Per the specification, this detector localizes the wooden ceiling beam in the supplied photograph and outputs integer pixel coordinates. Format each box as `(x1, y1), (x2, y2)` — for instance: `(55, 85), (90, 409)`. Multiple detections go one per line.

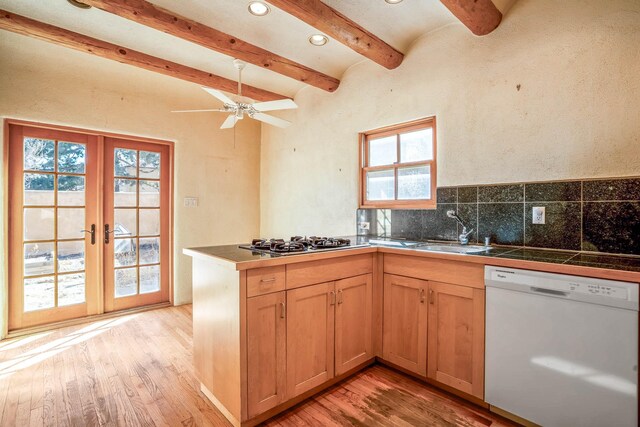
(81, 0), (340, 92)
(265, 0), (403, 70)
(0, 10), (286, 102)
(440, 0), (502, 36)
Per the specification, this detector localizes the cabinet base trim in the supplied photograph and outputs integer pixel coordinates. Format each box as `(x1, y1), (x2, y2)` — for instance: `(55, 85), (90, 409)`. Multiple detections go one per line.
(201, 383), (240, 427)
(489, 405), (541, 427)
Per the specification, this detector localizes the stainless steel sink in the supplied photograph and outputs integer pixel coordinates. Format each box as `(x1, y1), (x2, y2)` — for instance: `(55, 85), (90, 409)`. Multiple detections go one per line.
(368, 239), (422, 248)
(416, 243), (492, 254)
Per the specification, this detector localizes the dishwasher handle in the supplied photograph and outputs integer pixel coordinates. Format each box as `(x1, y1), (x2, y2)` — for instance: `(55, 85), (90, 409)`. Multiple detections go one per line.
(530, 286), (569, 297)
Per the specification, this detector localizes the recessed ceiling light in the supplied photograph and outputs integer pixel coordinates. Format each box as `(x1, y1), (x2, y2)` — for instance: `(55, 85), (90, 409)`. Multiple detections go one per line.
(385, 0), (403, 4)
(248, 2), (270, 16)
(67, 0), (92, 9)
(308, 34), (329, 46)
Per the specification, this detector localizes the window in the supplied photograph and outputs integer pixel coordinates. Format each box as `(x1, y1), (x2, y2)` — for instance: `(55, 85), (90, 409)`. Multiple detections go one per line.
(359, 117), (437, 209)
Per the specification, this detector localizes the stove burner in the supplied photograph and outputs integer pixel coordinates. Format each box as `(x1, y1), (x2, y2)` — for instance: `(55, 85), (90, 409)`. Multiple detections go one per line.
(271, 241), (306, 253)
(310, 237), (351, 249)
(251, 238), (284, 250)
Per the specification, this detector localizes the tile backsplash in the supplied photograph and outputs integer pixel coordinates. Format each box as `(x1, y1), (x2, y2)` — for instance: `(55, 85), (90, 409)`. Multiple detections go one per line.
(356, 177), (640, 256)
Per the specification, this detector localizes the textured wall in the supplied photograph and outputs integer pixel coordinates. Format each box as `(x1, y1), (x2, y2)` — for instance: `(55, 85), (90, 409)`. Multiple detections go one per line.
(260, 0), (640, 237)
(0, 33), (261, 334)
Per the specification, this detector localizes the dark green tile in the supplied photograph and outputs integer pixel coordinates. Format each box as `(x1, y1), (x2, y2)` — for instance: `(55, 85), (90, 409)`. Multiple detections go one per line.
(525, 202), (581, 250)
(390, 210), (422, 240)
(458, 186), (478, 203)
(525, 181), (581, 202)
(436, 187), (457, 204)
(478, 203), (524, 245)
(583, 202), (640, 255)
(422, 204), (457, 241)
(564, 253), (640, 272)
(478, 184), (524, 203)
(583, 178), (640, 201)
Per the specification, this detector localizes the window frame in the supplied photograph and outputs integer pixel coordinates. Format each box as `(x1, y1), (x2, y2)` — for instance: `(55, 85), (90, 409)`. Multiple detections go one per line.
(359, 117), (437, 209)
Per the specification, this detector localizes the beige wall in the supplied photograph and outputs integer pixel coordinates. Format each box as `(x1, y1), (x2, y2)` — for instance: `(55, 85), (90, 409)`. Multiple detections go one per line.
(260, 0), (640, 237)
(0, 33), (261, 335)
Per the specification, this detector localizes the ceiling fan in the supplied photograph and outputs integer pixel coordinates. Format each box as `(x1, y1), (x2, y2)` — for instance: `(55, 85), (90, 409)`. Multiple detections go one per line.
(172, 59), (297, 129)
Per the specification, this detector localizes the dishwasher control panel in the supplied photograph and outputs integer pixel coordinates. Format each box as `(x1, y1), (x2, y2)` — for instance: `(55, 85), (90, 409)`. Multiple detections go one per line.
(486, 267), (639, 310)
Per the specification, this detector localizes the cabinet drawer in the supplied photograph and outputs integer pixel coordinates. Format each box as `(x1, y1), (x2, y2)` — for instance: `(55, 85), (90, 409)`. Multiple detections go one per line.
(247, 266), (286, 297)
(384, 254), (484, 289)
(286, 254), (373, 289)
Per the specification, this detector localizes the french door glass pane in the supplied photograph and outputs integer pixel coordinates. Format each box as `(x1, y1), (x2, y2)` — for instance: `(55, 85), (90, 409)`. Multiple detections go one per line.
(115, 268), (137, 297)
(139, 209), (160, 236)
(139, 181), (160, 207)
(140, 265), (160, 294)
(367, 169), (395, 200)
(58, 142), (86, 173)
(24, 138), (55, 172)
(24, 208), (54, 240)
(114, 238), (137, 267)
(368, 135), (397, 167)
(24, 242), (55, 276)
(58, 273), (86, 306)
(114, 179), (137, 207)
(139, 237), (160, 265)
(57, 241), (85, 273)
(139, 151), (160, 179)
(24, 276), (55, 312)
(398, 166), (431, 200)
(114, 209), (137, 237)
(400, 129), (433, 162)
(115, 149), (137, 177)
(24, 173), (54, 205)
(58, 175), (85, 206)
(58, 208), (85, 239)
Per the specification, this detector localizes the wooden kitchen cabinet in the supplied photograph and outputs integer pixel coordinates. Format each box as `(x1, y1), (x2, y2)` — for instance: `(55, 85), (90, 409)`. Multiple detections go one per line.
(246, 291), (287, 418)
(382, 274), (428, 376)
(427, 281), (485, 399)
(286, 281), (335, 398)
(335, 274), (373, 375)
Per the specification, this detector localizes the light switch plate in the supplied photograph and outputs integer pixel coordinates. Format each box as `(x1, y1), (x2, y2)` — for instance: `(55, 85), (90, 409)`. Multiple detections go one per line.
(184, 197), (199, 208)
(532, 206), (545, 224)
(358, 221), (370, 230)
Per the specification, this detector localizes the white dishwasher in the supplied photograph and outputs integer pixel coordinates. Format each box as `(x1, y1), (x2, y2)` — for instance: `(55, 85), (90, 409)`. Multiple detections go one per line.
(485, 266), (639, 427)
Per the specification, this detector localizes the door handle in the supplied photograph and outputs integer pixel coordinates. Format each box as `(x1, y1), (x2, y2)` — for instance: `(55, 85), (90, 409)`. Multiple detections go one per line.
(429, 289), (435, 305)
(81, 224), (96, 245)
(329, 290), (336, 306)
(420, 288), (425, 303)
(337, 289), (343, 304)
(280, 302), (286, 319)
(104, 224), (116, 244)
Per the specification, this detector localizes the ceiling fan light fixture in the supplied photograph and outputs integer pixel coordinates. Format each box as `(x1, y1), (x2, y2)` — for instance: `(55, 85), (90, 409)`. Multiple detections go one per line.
(248, 2), (270, 16)
(308, 34), (329, 46)
(384, 0), (404, 4)
(67, 0), (92, 9)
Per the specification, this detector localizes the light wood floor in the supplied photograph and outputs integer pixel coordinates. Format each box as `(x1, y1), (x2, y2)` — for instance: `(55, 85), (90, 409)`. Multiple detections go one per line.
(0, 306), (514, 426)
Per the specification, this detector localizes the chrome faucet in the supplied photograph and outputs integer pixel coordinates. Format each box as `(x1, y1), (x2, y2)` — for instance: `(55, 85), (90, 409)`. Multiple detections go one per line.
(446, 210), (474, 245)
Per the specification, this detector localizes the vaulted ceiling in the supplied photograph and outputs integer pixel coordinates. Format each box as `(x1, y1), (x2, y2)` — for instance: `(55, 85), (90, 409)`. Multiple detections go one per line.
(0, 0), (511, 100)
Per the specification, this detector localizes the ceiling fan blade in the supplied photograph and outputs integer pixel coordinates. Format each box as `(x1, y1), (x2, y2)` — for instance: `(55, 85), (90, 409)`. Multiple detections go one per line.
(252, 112), (292, 128)
(202, 87), (237, 106)
(252, 99), (298, 112)
(220, 114), (239, 129)
(171, 109), (227, 113)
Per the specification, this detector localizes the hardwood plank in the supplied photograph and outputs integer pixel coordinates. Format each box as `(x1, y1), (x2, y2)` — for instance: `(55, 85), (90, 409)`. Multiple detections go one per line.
(266, 0), (403, 69)
(0, 10), (286, 102)
(81, 0), (340, 92)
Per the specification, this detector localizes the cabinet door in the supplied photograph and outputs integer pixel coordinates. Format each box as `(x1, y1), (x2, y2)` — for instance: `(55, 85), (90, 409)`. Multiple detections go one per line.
(427, 281), (485, 399)
(382, 274), (428, 376)
(335, 274), (373, 375)
(286, 282), (335, 398)
(247, 291), (287, 418)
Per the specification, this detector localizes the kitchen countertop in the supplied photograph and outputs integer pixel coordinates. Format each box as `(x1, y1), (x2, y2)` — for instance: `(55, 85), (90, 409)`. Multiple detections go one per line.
(183, 236), (640, 281)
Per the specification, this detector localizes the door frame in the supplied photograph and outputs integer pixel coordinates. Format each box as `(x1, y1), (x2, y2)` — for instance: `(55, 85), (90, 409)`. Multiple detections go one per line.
(3, 118), (174, 336)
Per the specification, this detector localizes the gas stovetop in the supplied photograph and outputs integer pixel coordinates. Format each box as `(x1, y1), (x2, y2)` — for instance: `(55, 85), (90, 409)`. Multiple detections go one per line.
(239, 236), (369, 255)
